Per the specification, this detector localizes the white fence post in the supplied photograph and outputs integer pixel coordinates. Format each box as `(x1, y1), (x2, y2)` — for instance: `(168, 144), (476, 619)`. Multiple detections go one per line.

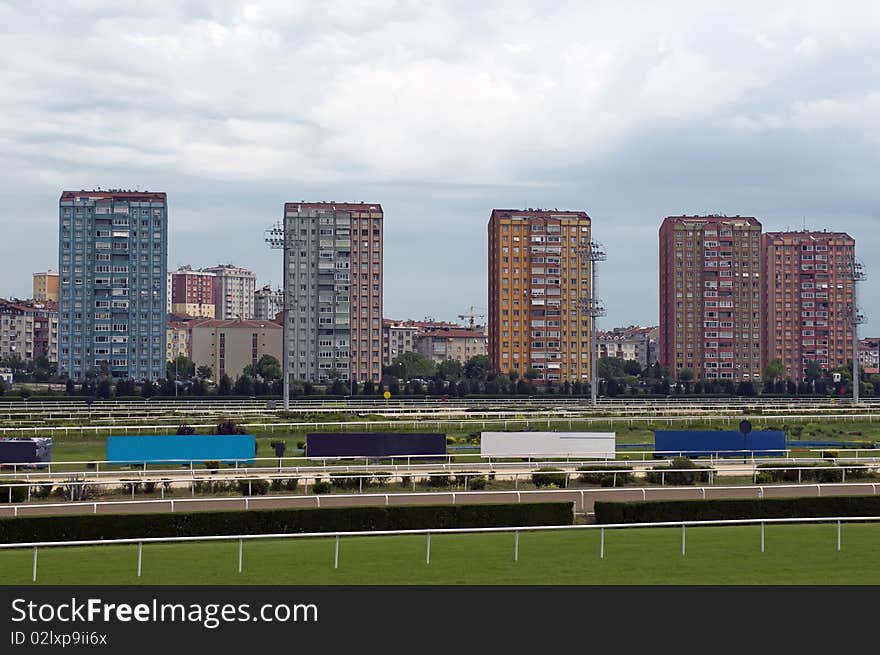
(334, 535), (339, 569)
(837, 520), (841, 552)
(426, 533), (431, 565)
(238, 539), (243, 574)
(514, 531), (519, 562)
(761, 521), (765, 553)
(681, 524), (686, 556)
(137, 542), (142, 578)
(600, 527), (605, 559)
(32, 546), (38, 582)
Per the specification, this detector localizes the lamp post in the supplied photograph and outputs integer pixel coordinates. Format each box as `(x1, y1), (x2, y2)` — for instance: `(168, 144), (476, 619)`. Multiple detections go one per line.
(739, 419), (752, 460)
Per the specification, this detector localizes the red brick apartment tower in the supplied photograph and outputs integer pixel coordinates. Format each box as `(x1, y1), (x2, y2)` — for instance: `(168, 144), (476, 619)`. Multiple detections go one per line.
(488, 209), (592, 383)
(659, 215), (763, 382)
(762, 230), (855, 381)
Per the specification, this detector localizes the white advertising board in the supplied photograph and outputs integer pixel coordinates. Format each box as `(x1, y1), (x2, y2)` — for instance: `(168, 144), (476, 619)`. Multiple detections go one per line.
(480, 432), (616, 458)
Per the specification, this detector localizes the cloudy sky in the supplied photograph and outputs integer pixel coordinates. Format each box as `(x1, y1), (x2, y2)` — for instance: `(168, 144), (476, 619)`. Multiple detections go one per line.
(1, 1), (878, 332)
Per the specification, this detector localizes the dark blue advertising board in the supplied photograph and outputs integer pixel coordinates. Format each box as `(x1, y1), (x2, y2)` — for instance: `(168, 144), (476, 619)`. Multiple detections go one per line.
(107, 435), (256, 463)
(654, 430), (786, 457)
(306, 433), (447, 458)
(0, 438), (52, 465)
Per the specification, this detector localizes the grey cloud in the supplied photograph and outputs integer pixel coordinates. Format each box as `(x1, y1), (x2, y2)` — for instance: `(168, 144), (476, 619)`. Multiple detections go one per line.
(0, 1), (878, 333)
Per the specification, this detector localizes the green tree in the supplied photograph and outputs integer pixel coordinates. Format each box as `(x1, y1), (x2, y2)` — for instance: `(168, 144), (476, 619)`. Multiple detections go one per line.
(623, 359), (642, 376)
(140, 379), (155, 398)
(598, 357), (625, 379)
(167, 355), (195, 381)
(391, 352), (437, 380)
(233, 375), (255, 396)
(677, 368), (694, 382)
(0, 353), (26, 377)
(97, 377), (113, 399)
(804, 360), (824, 383)
(524, 368), (541, 381)
(197, 365), (213, 380)
(463, 355), (491, 381)
(764, 359), (784, 384)
(218, 374), (232, 396)
(254, 355), (281, 381)
(437, 359), (463, 381)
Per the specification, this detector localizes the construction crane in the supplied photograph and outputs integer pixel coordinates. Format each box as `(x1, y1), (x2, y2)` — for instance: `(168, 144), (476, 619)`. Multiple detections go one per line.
(458, 306), (487, 329)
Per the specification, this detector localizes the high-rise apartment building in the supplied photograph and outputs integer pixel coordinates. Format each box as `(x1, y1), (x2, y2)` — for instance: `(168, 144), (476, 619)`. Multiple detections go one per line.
(488, 209), (593, 382)
(202, 264), (256, 320)
(170, 266), (216, 318)
(33, 271), (59, 302)
(254, 285), (283, 321)
(762, 230), (856, 380)
(659, 215), (763, 382)
(58, 190), (167, 380)
(281, 201), (383, 383)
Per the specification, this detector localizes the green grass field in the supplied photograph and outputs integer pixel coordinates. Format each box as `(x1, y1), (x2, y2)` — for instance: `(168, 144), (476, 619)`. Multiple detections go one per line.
(3, 522), (879, 585)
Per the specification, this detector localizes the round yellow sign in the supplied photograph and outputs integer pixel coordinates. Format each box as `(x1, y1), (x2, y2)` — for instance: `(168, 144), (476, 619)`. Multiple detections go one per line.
(383, 391), (391, 399)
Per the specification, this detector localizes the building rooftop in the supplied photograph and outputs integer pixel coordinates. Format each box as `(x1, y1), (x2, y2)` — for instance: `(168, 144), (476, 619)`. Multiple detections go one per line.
(60, 190), (166, 202)
(662, 215), (761, 227)
(763, 230), (854, 241)
(490, 208), (591, 221)
(285, 201), (383, 212)
(189, 319), (282, 330)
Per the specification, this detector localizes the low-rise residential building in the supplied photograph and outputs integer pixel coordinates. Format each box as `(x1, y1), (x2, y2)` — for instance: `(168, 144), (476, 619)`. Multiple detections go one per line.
(33, 271), (59, 302)
(597, 325), (658, 369)
(0, 299), (58, 362)
(254, 285), (283, 321)
(166, 317), (195, 362)
(860, 338), (879, 375)
(188, 318), (282, 380)
(382, 319), (418, 366)
(414, 325), (488, 365)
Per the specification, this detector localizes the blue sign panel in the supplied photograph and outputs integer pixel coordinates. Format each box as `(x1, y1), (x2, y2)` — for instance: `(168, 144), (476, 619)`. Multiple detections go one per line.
(107, 435), (256, 463)
(654, 430), (786, 457)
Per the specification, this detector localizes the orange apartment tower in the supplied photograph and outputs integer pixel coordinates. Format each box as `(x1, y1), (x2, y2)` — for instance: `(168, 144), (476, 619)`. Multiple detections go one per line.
(762, 230), (856, 381)
(488, 209), (592, 383)
(659, 215), (763, 382)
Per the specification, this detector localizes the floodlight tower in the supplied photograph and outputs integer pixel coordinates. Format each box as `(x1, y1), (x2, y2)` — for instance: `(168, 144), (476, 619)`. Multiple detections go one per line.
(847, 258), (867, 403)
(264, 222), (290, 410)
(578, 240), (607, 407)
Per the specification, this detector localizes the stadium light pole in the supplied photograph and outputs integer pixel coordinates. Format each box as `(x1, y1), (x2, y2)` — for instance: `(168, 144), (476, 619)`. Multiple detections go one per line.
(264, 221), (290, 410)
(847, 258), (866, 403)
(578, 240), (607, 407)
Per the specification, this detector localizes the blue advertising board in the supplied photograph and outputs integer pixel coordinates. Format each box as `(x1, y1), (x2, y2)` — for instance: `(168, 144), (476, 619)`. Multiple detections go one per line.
(654, 430), (786, 457)
(306, 433), (446, 458)
(107, 435), (256, 464)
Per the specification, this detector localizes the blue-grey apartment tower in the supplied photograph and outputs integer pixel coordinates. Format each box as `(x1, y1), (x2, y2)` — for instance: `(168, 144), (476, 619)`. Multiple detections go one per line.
(58, 190), (168, 380)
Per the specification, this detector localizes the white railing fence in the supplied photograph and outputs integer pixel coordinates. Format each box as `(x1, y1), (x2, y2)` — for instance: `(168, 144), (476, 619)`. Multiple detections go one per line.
(1, 515), (874, 582)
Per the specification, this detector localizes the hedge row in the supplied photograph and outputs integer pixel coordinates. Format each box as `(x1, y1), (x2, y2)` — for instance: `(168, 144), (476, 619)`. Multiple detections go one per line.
(0, 502), (574, 543)
(594, 496), (880, 524)
(755, 462), (877, 483)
